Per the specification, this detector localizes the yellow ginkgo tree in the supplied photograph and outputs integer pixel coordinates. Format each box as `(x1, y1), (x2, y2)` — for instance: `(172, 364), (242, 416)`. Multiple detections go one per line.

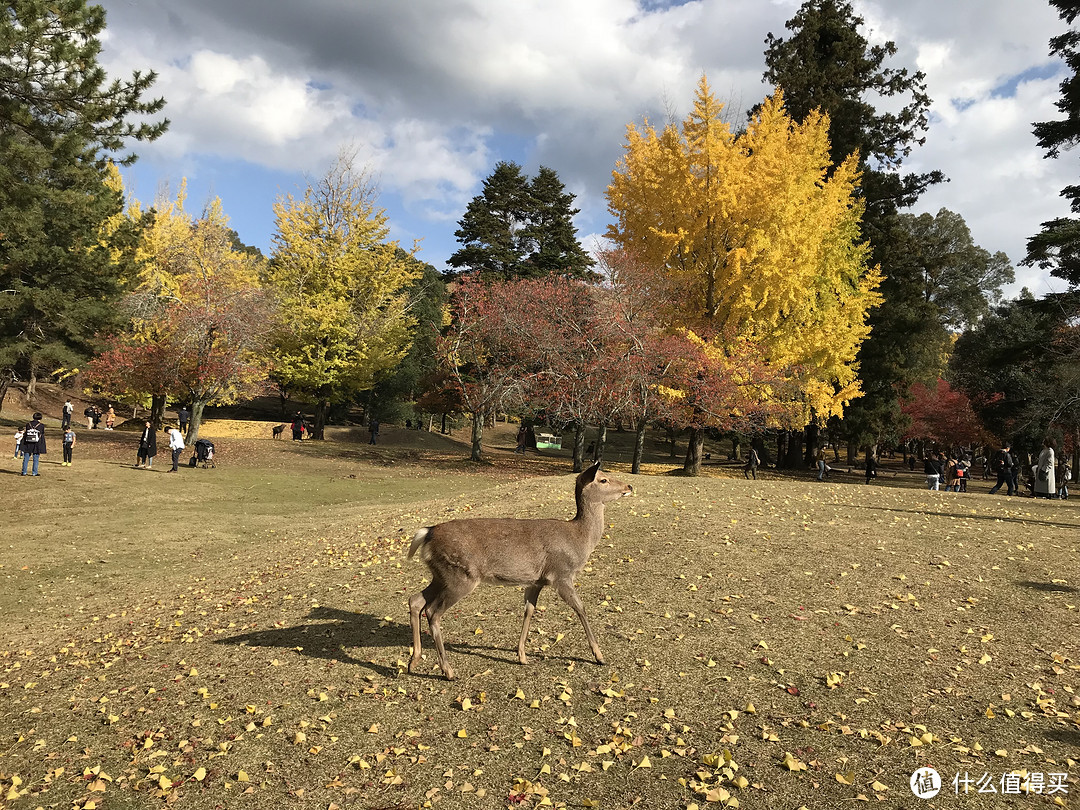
(606, 76), (882, 472)
(265, 153), (420, 438)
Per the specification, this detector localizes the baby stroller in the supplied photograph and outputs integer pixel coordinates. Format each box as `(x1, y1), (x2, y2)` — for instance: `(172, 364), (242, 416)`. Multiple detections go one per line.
(190, 439), (216, 469)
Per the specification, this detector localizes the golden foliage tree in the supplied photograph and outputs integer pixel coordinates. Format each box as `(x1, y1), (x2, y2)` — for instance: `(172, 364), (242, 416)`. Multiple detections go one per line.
(606, 77), (882, 462)
(265, 154), (420, 438)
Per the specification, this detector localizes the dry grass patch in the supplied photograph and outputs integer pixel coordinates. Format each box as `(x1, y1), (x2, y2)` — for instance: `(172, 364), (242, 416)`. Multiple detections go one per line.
(1, 443), (1078, 809)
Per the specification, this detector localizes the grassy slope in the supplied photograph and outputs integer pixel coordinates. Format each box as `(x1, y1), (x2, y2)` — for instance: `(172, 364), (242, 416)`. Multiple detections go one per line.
(1, 423), (1078, 810)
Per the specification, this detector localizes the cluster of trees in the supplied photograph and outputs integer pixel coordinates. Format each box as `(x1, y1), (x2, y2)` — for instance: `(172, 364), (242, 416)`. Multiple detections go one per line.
(4, 0), (1078, 478)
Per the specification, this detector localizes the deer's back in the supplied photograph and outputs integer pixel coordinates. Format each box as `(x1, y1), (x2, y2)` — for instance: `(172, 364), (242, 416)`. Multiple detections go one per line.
(417, 517), (592, 586)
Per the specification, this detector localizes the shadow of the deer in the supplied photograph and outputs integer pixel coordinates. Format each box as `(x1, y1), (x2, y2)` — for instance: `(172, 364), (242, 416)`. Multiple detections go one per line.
(214, 606), (408, 677)
(215, 605), (598, 677)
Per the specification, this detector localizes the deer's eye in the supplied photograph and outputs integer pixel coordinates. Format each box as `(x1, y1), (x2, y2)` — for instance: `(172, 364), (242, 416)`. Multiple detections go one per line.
(599, 478), (607, 483)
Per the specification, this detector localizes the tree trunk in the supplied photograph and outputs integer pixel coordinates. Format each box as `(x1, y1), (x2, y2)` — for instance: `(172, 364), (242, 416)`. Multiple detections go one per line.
(150, 394), (167, 430)
(846, 441), (857, 465)
(0, 371), (11, 414)
(186, 400), (206, 444)
(572, 423), (586, 472)
(25, 369), (37, 404)
(683, 426), (704, 476)
(470, 411), (484, 461)
(803, 422), (819, 468)
(632, 420), (646, 474)
(667, 426), (678, 458)
(782, 430), (803, 469)
(441, 412), (448, 434)
(730, 432), (741, 461)
(313, 399), (330, 440)
(594, 423), (608, 463)
(777, 431), (787, 466)
(1073, 426), (1079, 483)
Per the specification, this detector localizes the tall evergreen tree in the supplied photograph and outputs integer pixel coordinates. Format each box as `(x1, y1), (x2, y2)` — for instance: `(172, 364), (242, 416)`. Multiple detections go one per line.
(448, 161), (595, 281)
(1025, 0), (1080, 286)
(760, 0), (945, 462)
(524, 166), (596, 279)
(0, 0), (167, 408)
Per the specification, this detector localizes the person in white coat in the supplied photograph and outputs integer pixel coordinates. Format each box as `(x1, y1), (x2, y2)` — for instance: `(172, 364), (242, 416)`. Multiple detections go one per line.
(166, 426), (185, 473)
(1035, 437), (1057, 499)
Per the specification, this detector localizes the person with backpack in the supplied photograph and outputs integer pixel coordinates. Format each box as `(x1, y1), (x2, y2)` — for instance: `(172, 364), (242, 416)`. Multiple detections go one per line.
(20, 413), (46, 476)
(61, 426), (76, 466)
(61, 399), (73, 429)
(987, 443), (1015, 496)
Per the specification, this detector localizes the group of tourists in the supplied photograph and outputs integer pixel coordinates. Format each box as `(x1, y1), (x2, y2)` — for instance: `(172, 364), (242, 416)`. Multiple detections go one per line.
(13, 403), (191, 476)
(986, 438), (1070, 500)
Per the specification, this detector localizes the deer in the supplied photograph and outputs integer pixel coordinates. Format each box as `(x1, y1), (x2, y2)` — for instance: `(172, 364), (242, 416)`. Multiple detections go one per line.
(407, 462), (633, 680)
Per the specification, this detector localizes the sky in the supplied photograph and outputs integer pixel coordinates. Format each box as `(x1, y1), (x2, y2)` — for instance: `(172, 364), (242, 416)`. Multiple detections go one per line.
(94, 0), (1076, 297)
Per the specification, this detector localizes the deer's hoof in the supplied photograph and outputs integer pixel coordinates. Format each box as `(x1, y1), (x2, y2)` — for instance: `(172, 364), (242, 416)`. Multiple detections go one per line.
(443, 668), (456, 681)
(518, 653), (529, 666)
(594, 653), (606, 665)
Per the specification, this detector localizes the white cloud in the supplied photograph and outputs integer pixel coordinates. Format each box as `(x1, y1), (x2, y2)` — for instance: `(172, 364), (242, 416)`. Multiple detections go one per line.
(93, 0), (1078, 295)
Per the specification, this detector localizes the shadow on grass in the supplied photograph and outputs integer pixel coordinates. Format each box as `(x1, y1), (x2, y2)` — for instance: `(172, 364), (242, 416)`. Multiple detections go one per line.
(1044, 727), (1080, 747)
(217, 605), (598, 680)
(1015, 580), (1079, 593)
(848, 502), (1080, 532)
(215, 606), (410, 677)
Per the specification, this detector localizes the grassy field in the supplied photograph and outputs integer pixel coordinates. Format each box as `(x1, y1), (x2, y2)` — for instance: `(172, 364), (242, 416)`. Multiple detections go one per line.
(1, 421), (1078, 810)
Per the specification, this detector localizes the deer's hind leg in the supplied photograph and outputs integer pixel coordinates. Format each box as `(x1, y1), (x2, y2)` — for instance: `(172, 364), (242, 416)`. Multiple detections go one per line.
(555, 579), (604, 665)
(416, 574), (477, 680)
(517, 584), (543, 665)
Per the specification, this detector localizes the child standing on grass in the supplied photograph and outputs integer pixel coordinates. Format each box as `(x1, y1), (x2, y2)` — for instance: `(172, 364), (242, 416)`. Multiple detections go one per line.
(62, 427), (76, 466)
(13, 427), (23, 458)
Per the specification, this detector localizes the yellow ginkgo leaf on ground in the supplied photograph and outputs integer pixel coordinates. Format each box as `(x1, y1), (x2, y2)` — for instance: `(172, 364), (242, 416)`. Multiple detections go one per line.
(836, 771), (854, 785)
(783, 752), (807, 771)
(193, 767), (206, 782)
(635, 756), (652, 769)
(871, 781), (888, 792)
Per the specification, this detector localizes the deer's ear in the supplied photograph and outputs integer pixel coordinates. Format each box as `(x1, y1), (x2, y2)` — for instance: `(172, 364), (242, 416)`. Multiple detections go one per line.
(582, 461), (601, 483)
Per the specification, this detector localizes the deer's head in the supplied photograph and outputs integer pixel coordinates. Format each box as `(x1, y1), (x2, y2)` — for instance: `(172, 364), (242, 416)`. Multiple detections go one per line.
(576, 462), (633, 505)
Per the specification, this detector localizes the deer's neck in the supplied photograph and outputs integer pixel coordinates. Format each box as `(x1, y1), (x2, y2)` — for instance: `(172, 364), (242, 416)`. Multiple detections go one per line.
(572, 499), (607, 544)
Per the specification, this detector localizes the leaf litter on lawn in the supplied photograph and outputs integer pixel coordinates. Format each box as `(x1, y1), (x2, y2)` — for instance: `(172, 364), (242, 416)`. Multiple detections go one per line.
(1, 450), (1078, 809)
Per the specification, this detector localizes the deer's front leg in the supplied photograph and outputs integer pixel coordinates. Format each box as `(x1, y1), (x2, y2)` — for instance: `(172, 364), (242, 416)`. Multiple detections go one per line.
(518, 584), (543, 665)
(555, 579), (604, 665)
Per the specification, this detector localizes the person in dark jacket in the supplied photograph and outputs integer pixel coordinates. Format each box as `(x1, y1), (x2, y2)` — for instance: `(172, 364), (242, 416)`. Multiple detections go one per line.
(136, 421), (158, 468)
(988, 443), (1014, 496)
(291, 412), (305, 441)
(177, 406), (190, 434)
(865, 452), (878, 484)
(368, 418), (379, 445)
(924, 452), (944, 491)
(20, 412), (46, 476)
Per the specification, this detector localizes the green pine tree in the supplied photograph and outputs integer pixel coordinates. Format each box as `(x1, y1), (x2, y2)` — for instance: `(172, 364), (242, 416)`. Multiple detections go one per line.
(0, 0), (167, 407)
(448, 162), (595, 281)
(1025, 0), (1080, 286)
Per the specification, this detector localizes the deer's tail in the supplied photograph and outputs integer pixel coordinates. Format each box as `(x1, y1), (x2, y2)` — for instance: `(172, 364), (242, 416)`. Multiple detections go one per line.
(408, 527), (432, 560)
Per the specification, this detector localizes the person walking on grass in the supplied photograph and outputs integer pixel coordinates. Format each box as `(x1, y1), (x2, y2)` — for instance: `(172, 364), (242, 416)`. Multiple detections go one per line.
(864, 452), (877, 485)
(988, 443), (1015, 496)
(62, 399), (73, 430)
(136, 421), (157, 468)
(924, 452), (944, 491)
(62, 426), (76, 466)
(178, 406), (190, 435)
(20, 413), (46, 476)
(165, 425), (185, 473)
(291, 411), (305, 441)
(744, 446), (761, 480)
(13, 426), (24, 459)
(105, 404), (116, 430)
(368, 418), (379, 445)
